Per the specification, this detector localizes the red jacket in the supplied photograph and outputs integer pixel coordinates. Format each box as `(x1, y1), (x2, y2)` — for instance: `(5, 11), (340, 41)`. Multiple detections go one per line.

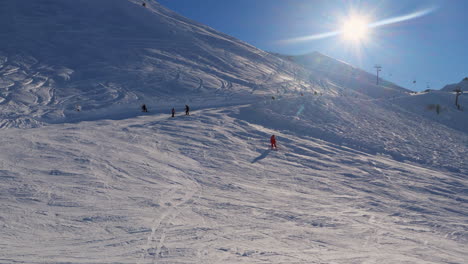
(270, 135), (276, 144)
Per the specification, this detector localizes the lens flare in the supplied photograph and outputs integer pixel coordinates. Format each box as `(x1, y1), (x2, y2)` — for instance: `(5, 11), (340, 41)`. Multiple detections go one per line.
(369, 7), (437, 28)
(281, 6), (437, 44)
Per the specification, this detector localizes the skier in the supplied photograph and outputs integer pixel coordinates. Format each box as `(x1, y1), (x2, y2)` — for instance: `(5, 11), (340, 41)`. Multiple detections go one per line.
(171, 107), (175, 117)
(142, 2), (146, 7)
(141, 104), (148, 113)
(185, 104), (190, 115)
(270, 135), (277, 150)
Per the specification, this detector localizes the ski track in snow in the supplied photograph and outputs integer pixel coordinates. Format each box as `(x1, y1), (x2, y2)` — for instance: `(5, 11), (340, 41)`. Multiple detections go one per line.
(0, 0), (324, 129)
(0, 0), (467, 263)
(0, 105), (466, 263)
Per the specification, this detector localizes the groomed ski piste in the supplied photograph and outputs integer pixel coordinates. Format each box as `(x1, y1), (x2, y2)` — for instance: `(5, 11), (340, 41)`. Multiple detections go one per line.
(1, 0), (467, 263)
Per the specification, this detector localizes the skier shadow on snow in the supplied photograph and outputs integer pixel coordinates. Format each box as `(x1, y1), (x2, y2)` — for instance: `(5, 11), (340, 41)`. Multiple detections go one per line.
(251, 149), (272, 163)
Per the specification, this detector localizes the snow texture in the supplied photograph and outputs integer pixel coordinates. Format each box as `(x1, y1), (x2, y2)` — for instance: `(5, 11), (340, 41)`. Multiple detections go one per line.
(0, 0), (467, 263)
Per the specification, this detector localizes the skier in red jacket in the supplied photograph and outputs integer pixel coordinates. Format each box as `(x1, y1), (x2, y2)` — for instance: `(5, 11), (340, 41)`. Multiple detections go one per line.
(270, 135), (277, 150)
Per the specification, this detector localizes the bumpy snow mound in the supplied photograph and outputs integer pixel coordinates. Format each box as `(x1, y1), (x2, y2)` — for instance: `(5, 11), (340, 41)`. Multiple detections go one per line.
(391, 90), (468, 133)
(0, 0), (317, 127)
(237, 94), (468, 174)
(1, 105), (466, 263)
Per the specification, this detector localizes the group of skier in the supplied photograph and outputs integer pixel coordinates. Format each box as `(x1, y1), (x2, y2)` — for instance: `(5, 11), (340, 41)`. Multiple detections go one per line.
(141, 103), (278, 150)
(171, 105), (190, 117)
(141, 104), (190, 117)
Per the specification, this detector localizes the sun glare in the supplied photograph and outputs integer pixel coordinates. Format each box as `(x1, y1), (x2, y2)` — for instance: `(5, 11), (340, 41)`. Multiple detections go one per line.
(282, 7), (437, 44)
(341, 16), (369, 42)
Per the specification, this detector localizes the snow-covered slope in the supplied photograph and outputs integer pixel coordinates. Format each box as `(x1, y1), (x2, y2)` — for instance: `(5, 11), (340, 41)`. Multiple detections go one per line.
(0, 0), (316, 128)
(274, 51), (410, 99)
(240, 94), (468, 174)
(1, 0), (467, 263)
(1, 106), (466, 263)
(441, 78), (468, 92)
(391, 90), (468, 133)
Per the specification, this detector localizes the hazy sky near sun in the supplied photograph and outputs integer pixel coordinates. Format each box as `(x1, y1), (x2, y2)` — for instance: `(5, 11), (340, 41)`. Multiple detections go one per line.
(157, 0), (467, 91)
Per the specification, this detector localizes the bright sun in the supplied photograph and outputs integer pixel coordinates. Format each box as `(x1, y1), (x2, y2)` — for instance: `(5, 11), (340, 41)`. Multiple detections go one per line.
(341, 16), (369, 42)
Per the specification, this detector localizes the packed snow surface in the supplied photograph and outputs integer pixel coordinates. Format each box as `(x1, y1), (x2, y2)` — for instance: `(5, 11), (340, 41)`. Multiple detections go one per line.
(0, 0), (467, 263)
(1, 104), (467, 263)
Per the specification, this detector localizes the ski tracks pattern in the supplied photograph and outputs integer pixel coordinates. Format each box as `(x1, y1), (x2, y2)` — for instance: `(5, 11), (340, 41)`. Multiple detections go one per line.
(139, 172), (202, 264)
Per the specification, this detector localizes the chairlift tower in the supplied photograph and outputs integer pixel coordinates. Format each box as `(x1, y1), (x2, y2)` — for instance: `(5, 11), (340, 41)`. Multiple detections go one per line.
(374, 65), (382, 85)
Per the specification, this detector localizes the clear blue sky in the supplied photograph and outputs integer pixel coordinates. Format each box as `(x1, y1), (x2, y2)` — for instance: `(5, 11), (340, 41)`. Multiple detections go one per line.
(157, 0), (467, 91)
